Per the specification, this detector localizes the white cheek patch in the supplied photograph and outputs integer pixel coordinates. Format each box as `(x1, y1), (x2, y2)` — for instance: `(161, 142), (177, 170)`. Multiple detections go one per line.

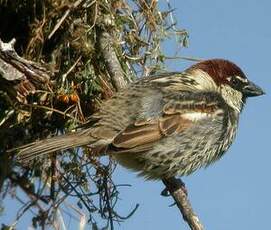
(220, 84), (243, 112)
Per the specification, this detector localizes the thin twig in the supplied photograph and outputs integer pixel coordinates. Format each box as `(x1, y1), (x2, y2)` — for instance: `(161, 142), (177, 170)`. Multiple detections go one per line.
(87, 0), (98, 31)
(61, 56), (82, 86)
(23, 104), (82, 123)
(48, 0), (85, 39)
(165, 56), (203, 62)
(104, 176), (114, 230)
(162, 177), (204, 230)
(8, 172), (50, 204)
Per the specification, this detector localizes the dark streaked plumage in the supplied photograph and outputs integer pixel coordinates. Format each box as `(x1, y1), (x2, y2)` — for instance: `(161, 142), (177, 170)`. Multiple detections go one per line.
(14, 59), (264, 179)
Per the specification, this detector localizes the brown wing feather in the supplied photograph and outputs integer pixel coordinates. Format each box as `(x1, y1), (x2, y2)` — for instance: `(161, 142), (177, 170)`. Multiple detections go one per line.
(110, 99), (221, 153)
(112, 122), (162, 148)
(112, 114), (191, 149)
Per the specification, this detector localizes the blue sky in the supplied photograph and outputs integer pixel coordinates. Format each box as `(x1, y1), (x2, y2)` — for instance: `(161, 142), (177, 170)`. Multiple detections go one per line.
(2, 1), (270, 229)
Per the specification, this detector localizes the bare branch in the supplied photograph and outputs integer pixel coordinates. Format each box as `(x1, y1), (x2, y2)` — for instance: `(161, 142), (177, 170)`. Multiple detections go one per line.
(0, 38), (52, 103)
(8, 172), (50, 204)
(162, 177), (204, 230)
(48, 0), (85, 39)
(97, 30), (128, 91)
(0, 38), (51, 84)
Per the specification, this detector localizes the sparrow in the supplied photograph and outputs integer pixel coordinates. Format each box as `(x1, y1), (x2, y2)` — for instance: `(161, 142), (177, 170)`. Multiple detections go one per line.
(15, 59), (264, 180)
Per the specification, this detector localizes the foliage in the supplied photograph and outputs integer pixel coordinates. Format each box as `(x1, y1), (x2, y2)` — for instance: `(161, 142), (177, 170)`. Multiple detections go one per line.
(0, 0), (188, 229)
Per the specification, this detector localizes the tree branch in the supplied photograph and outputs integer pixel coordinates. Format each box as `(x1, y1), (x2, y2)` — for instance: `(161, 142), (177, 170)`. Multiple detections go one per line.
(96, 30), (128, 91)
(0, 38), (51, 84)
(0, 38), (52, 103)
(162, 177), (204, 230)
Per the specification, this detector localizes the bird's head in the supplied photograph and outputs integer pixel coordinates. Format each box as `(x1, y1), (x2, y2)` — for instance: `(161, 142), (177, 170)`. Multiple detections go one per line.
(186, 59), (264, 112)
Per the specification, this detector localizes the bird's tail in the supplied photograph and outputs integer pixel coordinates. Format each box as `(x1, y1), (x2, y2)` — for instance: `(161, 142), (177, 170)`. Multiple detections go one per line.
(15, 129), (95, 164)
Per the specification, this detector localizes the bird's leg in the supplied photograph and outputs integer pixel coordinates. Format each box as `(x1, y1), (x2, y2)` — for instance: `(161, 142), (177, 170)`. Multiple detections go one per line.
(161, 177), (187, 197)
(161, 187), (171, 196)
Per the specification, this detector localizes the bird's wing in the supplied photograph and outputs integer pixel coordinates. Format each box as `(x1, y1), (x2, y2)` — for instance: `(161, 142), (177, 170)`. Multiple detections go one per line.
(109, 92), (225, 154)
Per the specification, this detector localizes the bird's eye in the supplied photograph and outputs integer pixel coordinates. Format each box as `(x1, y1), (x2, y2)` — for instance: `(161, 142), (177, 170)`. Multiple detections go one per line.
(231, 77), (239, 85)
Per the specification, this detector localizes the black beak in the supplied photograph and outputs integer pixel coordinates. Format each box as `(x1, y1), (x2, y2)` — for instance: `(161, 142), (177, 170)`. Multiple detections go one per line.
(242, 81), (265, 97)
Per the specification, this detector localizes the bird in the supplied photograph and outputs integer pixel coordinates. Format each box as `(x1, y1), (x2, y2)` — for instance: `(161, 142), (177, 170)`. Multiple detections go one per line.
(15, 59), (264, 180)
